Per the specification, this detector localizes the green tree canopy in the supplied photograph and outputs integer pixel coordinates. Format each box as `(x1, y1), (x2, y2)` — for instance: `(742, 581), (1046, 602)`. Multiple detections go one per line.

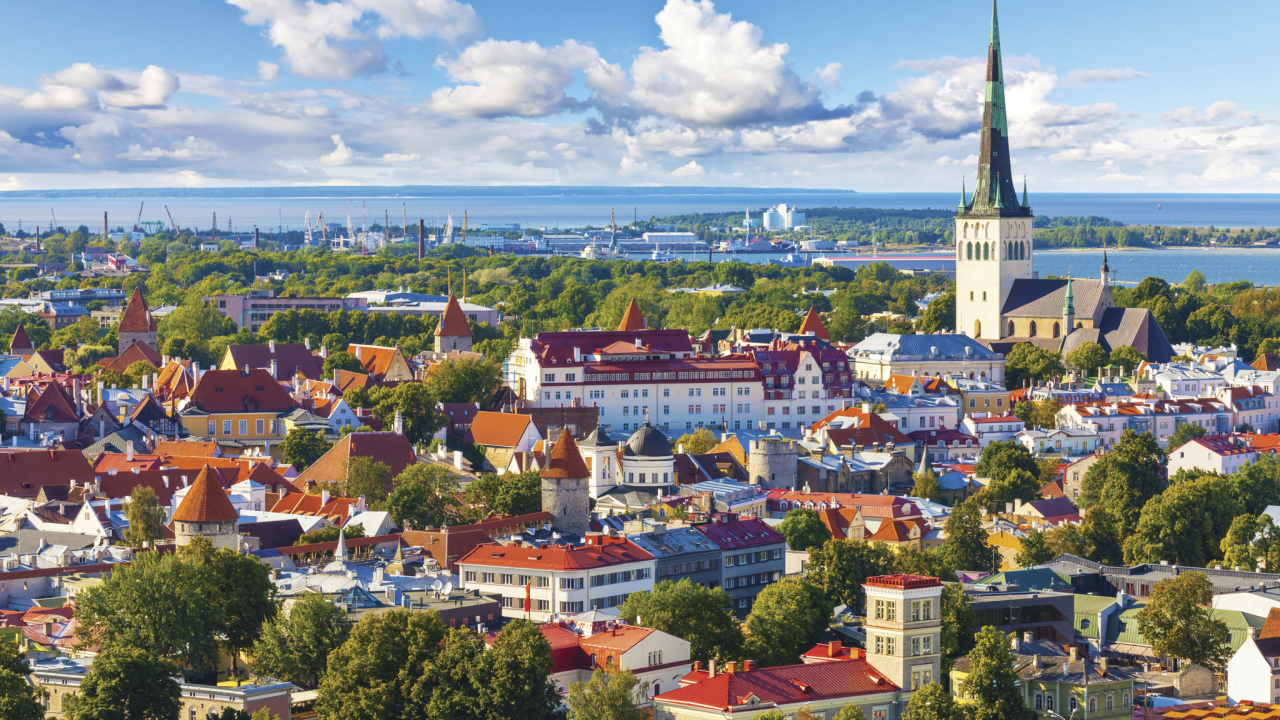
(64, 647), (183, 720)
(618, 579), (743, 663)
(1135, 572), (1231, 672)
(1167, 422), (1208, 451)
(675, 427), (719, 455)
(803, 538), (895, 612)
(743, 578), (833, 668)
(1064, 340), (1109, 374)
(958, 626), (1036, 720)
(973, 440), (1039, 482)
(424, 357), (503, 404)
(281, 428), (332, 472)
(322, 351), (364, 380)
(344, 456), (392, 508)
(905, 681), (965, 720)
(1124, 474), (1240, 567)
(944, 496), (995, 574)
(776, 508), (829, 552)
(124, 485), (167, 547)
(916, 292), (955, 334)
(385, 464), (462, 530)
(252, 591), (353, 688)
(1004, 343), (1064, 390)
(564, 668), (648, 720)
(1078, 429), (1165, 540)
(1015, 528), (1054, 568)
(939, 583), (976, 677)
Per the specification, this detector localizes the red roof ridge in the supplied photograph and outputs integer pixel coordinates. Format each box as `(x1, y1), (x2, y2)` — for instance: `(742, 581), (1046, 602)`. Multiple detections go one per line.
(617, 298), (645, 332)
(541, 430), (589, 479)
(118, 286), (156, 333)
(798, 307), (831, 340)
(171, 465), (240, 523)
(435, 293), (472, 337)
(9, 323), (33, 353)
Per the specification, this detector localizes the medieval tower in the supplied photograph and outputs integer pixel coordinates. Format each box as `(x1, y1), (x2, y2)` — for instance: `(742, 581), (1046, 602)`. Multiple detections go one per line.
(748, 437), (798, 490)
(540, 430), (591, 536)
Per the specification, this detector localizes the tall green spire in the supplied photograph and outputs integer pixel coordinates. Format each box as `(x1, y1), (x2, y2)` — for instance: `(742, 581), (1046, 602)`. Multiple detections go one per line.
(1021, 176), (1030, 209)
(957, 0), (1028, 219)
(959, 176), (968, 210)
(1063, 278), (1075, 316)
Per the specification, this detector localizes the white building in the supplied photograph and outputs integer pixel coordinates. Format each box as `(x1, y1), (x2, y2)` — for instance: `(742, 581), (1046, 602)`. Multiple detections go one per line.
(1152, 363), (1228, 399)
(1015, 427), (1100, 457)
(849, 333), (1006, 384)
(960, 413), (1026, 447)
(1227, 619), (1280, 705)
(458, 535), (656, 620)
(641, 232), (698, 244)
(1167, 436), (1258, 477)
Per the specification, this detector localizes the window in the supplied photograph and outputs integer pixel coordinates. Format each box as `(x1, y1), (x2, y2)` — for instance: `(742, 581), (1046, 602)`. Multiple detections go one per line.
(1046, 695), (1054, 711)
(482, 573), (495, 583)
(911, 601), (920, 621)
(565, 373), (576, 382)
(1035, 694), (1043, 710)
(875, 599), (884, 619)
(255, 419), (264, 435)
(1069, 698), (1078, 712)
(875, 636), (884, 653)
(1089, 697), (1097, 713)
(912, 637), (920, 656)
(923, 636), (932, 654)
(239, 419), (248, 435)
(886, 602), (896, 621)
(922, 600), (932, 620)
(544, 373), (555, 382)
(1107, 694), (1114, 711)
(886, 638), (895, 655)
(1122, 692), (1130, 709)
(223, 420), (232, 435)
(560, 577), (583, 589)
(208, 421), (216, 436)
(873, 710), (887, 720)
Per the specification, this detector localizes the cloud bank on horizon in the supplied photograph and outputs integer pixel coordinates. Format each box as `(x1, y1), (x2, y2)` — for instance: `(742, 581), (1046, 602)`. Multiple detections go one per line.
(1, 0), (1277, 192)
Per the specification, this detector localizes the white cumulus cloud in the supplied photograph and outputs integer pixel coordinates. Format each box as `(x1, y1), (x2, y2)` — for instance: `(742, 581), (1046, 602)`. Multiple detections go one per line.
(321, 134), (355, 165)
(257, 61), (280, 82)
(431, 39), (623, 118)
(99, 66), (180, 108)
(382, 152), (421, 162)
(1063, 67), (1151, 87)
(671, 160), (705, 177)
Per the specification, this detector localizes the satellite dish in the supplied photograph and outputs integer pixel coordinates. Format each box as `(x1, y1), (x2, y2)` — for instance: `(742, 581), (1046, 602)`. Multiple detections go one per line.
(432, 579), (443, 592)
(442, 582), (454, 596)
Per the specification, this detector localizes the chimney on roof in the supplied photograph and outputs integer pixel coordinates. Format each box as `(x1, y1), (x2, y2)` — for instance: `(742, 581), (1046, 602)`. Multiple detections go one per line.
(304, 337), (311, 350)
(270, 359), (278, 378)
(269, 340), (275, 353)
(829, 640), (842, 657)
(708, 659), (717, 678)
(321, 489), (330, 506)
(726, 662), (736, 676)
(126, 441), (134, 462)
(356, 347), (363, 361)
(1069, 646), (1078, 663)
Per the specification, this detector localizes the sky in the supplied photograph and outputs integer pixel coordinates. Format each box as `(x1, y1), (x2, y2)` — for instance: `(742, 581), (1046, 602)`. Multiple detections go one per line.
(2, 0), (1279, 192)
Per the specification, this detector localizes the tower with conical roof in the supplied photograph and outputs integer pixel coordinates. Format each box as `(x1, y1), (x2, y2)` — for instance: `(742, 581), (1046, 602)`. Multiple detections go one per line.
(8, 323), (34, 356)
(118, 286), (158, 353)
(618, 298), (646, 332)
(1063, 278), (1076, 334)
(955, 0), (1035, 341)
(172, 465), (241, 549)
(540, 430), (591, 536)
(797, 307), (831, 340)
(434, 293), (473, 353)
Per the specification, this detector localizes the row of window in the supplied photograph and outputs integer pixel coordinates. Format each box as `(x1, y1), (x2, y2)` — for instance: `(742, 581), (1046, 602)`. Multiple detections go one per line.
(206, 418), (280, 437)
(725, 571), (778, 589)
(618, 420), (757, 432)
(465, 572), (552, 587)
(1032, 692), (1130, 713)
(765, 406), (822, 415)
(656, 559), (720, 576)
(590, 568), (651, 587)
(577, 370), (758, 383)
(626, 472), (670, 483)
(872, 598), (934, 621)
(726, 549), (783, 566)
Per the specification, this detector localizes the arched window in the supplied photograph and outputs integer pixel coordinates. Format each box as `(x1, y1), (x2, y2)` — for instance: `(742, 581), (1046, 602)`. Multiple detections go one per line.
(1035, 694), (1044, 710)
(607, 656), (615, 670)
(1122, 692), (1130, 709)
(1008, 321), (1015, 336)
(984, 223), (989, 239)
(1076, 321), (1083, 329)
(1023, 241), (1029, 259)
(590, 653), (597, 666)
(653, 683), (661, 697)
(967, 242), (973, 260)
(1029, 321), (1038, 337)
(1047, 695), (1055, 711)
(964, 222), (969, 238)
(1089, 696), (1097, 713)
(1107, 694), (1114, 711)
(1053, 322), (1061, 338)
(974, 320), (981, 338)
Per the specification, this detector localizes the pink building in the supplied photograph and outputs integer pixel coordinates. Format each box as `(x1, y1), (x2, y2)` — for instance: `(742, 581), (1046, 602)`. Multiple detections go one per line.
(204, 289), (368, 332)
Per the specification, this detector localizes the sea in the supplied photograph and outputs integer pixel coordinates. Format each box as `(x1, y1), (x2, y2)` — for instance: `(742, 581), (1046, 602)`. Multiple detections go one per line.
(5, 189), (1280, 285)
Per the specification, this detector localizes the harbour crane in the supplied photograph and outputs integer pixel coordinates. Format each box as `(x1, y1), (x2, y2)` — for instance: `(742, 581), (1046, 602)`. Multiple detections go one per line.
(165, 205), (178, 234)
(135, 202), (144, 232)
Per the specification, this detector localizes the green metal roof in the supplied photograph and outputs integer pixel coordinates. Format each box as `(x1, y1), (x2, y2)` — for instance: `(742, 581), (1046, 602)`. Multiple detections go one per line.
(973, 567), (1072, 591)
(1073, 594), (1118, 639)
(1106, 603), (1263, 654)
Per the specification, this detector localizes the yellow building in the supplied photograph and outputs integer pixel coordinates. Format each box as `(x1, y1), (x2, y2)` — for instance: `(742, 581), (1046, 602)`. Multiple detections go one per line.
(178, 368), (297, 451)
(988, 529), (1023, 571)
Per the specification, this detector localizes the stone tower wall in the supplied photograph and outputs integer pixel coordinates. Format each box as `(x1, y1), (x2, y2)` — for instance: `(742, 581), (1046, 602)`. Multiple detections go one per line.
(747, 438), (798, 490)
(541, 476), (590, 536)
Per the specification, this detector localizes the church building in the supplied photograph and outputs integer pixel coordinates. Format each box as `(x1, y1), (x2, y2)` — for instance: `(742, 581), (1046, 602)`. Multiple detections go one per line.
(954, 1), (1173, 363)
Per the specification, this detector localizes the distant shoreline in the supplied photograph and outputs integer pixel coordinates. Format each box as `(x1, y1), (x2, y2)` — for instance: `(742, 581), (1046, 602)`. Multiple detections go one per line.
(0, 185), (858, 200)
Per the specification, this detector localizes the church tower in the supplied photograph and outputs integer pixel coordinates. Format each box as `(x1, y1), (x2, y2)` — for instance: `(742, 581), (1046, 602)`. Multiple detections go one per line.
(955, 0), (1034, 340)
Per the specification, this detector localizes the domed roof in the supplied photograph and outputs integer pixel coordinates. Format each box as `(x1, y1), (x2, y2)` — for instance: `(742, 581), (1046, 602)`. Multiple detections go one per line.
(579, 426), (617, 448)
(624, 422), (672, 458)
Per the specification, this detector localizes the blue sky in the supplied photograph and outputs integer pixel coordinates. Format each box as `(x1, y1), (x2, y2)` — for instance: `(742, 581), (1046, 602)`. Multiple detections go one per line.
(2, 0), (1278, 191)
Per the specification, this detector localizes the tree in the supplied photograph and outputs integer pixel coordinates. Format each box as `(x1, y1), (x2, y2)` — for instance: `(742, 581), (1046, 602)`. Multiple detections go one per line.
(804, 539), (895, 612)
(295, 524), (366, 545)
(158, 300), (237, 349)
(973, 441), (1038, 482)
(977, 467), (1042, 514)
(424, 357), (503, 404)
(1046, 522), (1087, 558)
(180, 540), (277, 678)
(1015, 528), (1054, 568)
(385, 464), (461, 530)
(493, 468), (544, 517)
(1078, 429), (1165, 540)
(944, 496), (994, 573)
(1168, 422), (1207, 451)
(464, 473), (502, 510)
(74, 550), (223, 677)
(473, 619), (564, 720)
(0, 639), (43, 720)
(906, 681), (964, 720)
(1123, 474), (1239, 567)
(371, 382), (443, 446)
(939, 583), (976, 677)
(1004, 343), (1064, 390)
(916, 292), (955, 334)
(281, 428), (332, 472)
(958, 626), (1035, 720)
(344, 456), (392, 508)
(123, 359), (159, 389)
(317, 608), (449, 718)
(1064, 341), (1108, 375)
(1081, 504), (1125, 565)
(1135, 572), (1231, 672)
(124, 485), (167, 547)
(890, 546), (958, 581)
(252, 592), (353, 688)
(776, 509), (829, 552)
(911, 468), (941, 503)
(322, 351), (363, 380)
(64, 647), (183, 720)
(675, 427), (718, 455)
(1109, 345), (1147, 375)
(743, 578), (833, 667)
(618, 579), (743, 663)
(1221, 514), (1266, 572)
(1182, 269), (1207, 294)
(564, 668), (648, 720)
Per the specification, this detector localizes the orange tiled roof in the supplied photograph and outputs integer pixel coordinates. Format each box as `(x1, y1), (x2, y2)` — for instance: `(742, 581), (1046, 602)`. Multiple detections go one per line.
(346, 345), (401, 379)
(435, 294), (472, 337)
(154, 440), (219, 458)
(541, 430), (589, 479)
(465, 411), (533, 448)
(187, 368), (295, 413)
(9, 323), (33, 353)
(118, 286), (156, 333)
(332, 368), (373, 394)
(617, 298), (645, 332)
(798, 307), (831, 340)
(171, 465), (240, 523)
(23, 381), (78, 423)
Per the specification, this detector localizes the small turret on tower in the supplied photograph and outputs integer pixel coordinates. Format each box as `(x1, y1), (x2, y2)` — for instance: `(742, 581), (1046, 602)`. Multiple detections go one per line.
(1063, 278), (1076, 334)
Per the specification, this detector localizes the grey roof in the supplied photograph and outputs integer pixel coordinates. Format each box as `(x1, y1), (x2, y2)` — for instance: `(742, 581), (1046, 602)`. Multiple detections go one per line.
(1060, 307), (1175, 363)
(623, 423), (672, 457)
(84, 426), (149, 455)
(626, 527), (722, 558)
(579, 426), (617, 448)
(1001, 278), (1109, 320)
(1049, 553), (1280, 594)
(597, 486), (670, 508)
(0, 529), (101, 554)
(851, 332), (1002, 360)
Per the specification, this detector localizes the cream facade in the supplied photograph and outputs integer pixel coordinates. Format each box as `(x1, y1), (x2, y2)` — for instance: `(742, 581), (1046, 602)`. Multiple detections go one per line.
(955, 217), (1035, 340)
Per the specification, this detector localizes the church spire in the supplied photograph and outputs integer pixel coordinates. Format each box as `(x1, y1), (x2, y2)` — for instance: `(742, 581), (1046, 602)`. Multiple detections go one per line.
(1021, 176), (1030, 209)
(959, 0), (1029, 218)
(959, 176), (968, 211)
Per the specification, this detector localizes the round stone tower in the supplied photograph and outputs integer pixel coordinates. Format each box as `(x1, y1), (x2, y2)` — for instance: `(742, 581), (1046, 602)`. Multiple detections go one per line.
(748, 436), (798, 490)
(171, 465), (240, 550)
(540, 430), (591, 537)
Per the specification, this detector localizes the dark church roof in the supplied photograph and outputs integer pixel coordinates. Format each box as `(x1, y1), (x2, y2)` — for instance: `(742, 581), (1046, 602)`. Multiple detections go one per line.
(1059, 307), (1175, 363)
(1001, 278), (1109, 320)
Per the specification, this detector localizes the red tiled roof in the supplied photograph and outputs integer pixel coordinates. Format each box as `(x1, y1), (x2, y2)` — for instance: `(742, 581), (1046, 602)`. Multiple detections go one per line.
(98, 340), (162, 374)
(23, 381), (79, 423)
(656, 657), (897, 710)
(797, 307), (830, 340)
(457, 536), (653, 571)
(346, 345), (403, 380)
(1039, 480), (1065, 498)
(118, 286), (156, 333)
(188, 368), (296, 413)
(332, 368), (374, 395)
(581, 625), (655, 652)
(464, 411), (533, 448)
(400, 528), (495, 573)
(224, 343), (324, 381)
(154, 441), (219, 458)
(694, 518), (784, 550)
(617, 298), (645, 332)
(864, 574), (942, 589)
(92, 454), (162, 473)
(171, 465), (240, 523)
(435, 294), (472, 337)
(270, 493), (360, 524)
(293, 432), (418, 493)
(9, 323), (33, 353)
(0, 450), (95, 495)
(867, 519), (919, 543)
(1255, 354), (1280, 372)
(540, 430), (589, 479)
